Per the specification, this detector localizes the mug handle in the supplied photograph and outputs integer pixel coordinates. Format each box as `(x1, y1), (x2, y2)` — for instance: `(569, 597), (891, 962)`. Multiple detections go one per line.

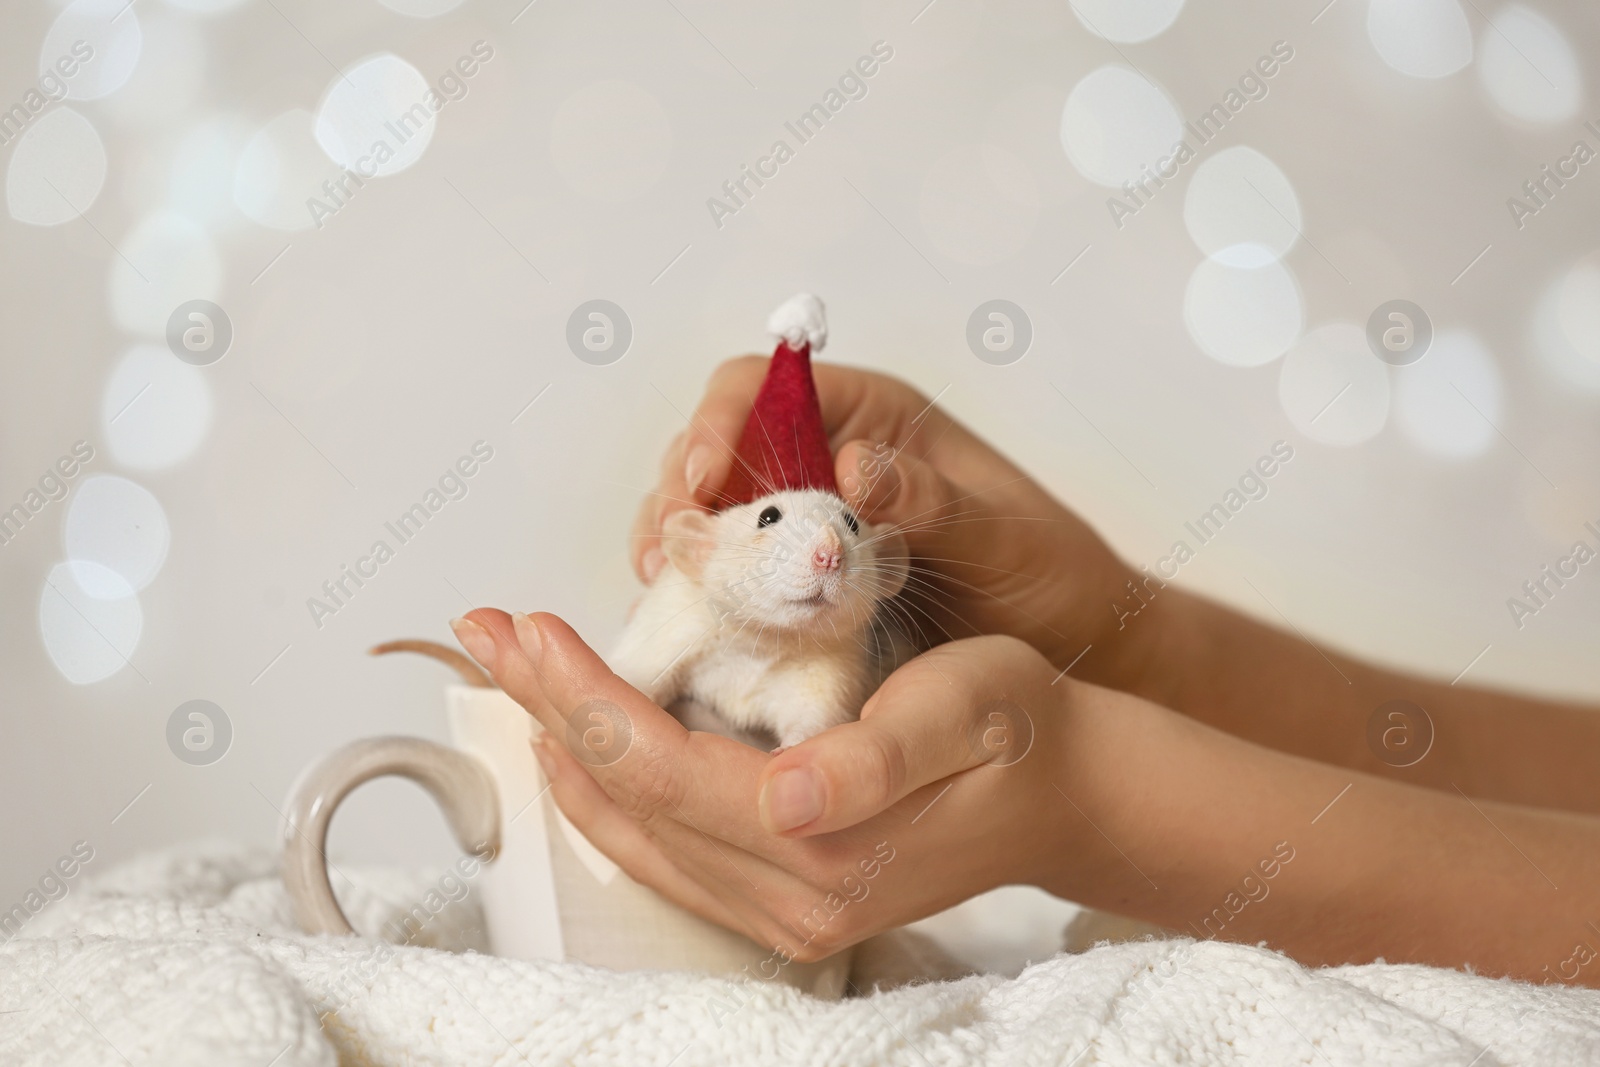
(280, 736), (501, 935)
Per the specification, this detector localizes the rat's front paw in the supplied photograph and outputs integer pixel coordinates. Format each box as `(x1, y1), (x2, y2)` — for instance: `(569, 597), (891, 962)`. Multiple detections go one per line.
(776, 727), (821, 749)
(774, 707), (857, 749)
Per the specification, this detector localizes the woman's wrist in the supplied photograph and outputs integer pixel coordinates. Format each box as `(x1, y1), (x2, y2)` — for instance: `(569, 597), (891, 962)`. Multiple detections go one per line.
(1025, 677), (1165, 904)
(1024, 677), (1088, 898)
(1028, 678), (1241, 919)
(1064, 556), (1213, 713)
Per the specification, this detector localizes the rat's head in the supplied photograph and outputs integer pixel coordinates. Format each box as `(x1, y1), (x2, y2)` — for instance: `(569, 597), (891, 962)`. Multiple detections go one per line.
(661, 489), (909, 632)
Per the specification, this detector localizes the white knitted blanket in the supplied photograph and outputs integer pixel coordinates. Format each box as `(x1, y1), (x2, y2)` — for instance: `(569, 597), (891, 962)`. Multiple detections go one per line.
(2, 843), (1597, 1066)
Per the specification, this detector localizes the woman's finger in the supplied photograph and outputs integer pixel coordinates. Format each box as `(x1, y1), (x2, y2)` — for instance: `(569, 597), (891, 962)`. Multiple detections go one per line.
(628, 430), (688, 583)
(834, 438), (966, 538)
(633, 357), (957, 580)
(537, 730), (847, 954)
(810, 363), (931, 458)
(756, 636), (1048, 836)
(452, 610), (816, 920)
(459, 607), (858, 869)
(451, 609), (571, 739)
(449, 610), (561, 733)
(530, 732), (759, 940)
(455, 610), (813, 905)
(485, 611), (822, 858)
(632, 357), (770, 578)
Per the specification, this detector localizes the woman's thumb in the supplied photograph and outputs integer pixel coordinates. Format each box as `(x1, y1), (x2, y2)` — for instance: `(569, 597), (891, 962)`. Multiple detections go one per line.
(757, 720), (912, 836)
(835, 440), (955, 544)
(756, 651), (993, 836)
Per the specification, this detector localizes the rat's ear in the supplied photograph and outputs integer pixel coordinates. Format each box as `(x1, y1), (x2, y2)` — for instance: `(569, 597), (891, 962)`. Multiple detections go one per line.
(865, 526), (910, 599)
(661, 509), (718, 579)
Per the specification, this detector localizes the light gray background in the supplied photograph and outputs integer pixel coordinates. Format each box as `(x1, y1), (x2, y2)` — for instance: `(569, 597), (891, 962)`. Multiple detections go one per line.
(3, 0), (1598, 912)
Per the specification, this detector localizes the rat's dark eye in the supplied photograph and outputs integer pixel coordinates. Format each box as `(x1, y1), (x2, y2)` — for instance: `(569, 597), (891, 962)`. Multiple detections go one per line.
(757, 505), (783, 528)
(842, 511), (860, 536)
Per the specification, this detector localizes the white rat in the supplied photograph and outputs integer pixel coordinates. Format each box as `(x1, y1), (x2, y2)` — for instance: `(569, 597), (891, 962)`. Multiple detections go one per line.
(609, 293), (915, 749)
(609, 488), (912, 749)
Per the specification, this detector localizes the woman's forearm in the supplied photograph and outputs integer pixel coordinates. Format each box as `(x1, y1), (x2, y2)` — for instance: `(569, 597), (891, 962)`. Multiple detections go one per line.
(1050, 683), (1600, 985)
(1104, 585), (1600, 814)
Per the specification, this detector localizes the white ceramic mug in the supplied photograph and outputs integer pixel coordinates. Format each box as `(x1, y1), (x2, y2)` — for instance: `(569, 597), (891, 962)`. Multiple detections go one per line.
(281, 684), (852, 996)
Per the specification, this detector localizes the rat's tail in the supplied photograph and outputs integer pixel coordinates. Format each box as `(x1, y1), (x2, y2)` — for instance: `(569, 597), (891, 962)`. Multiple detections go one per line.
(368, 639), (494, 688)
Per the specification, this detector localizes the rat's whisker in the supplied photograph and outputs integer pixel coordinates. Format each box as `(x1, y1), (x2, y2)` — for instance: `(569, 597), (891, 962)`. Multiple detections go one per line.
(885, 553), (1062, 590)
(884, 587), (962, 646)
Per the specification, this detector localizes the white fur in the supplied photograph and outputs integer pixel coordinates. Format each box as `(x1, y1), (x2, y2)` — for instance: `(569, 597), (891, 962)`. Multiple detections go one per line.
(766, 293), (828, 353)
(610, 489), (909, 748)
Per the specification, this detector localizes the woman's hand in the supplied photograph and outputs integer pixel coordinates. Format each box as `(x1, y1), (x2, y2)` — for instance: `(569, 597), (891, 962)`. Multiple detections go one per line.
(451, 607), (1600, 985)
(630, 361), (1600, 823)
(632, 357), (1153, 685)
(450, 608), (1091, 960)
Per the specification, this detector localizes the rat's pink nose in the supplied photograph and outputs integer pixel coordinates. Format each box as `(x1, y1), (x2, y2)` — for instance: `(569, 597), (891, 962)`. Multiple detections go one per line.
(812, 529), (842, 572)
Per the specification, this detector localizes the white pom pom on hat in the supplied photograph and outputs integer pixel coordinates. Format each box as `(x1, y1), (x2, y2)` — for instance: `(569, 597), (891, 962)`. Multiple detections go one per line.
(766, 293), (828, 354)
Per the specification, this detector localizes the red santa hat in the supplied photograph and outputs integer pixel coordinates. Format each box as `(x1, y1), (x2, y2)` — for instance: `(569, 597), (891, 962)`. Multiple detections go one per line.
(717, 294), (838, 507)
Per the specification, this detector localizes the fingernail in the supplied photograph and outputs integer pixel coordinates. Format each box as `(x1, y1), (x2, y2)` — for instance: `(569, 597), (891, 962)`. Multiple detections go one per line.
(530, 734), (556, 778)
(685, 443), (715, 499)
(450, 618), (497, 673)
(760, 767), (825, 833)
(870, 449), (901, 509)
(511, 611), (543, 663)
(642, 547), (666, 583)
